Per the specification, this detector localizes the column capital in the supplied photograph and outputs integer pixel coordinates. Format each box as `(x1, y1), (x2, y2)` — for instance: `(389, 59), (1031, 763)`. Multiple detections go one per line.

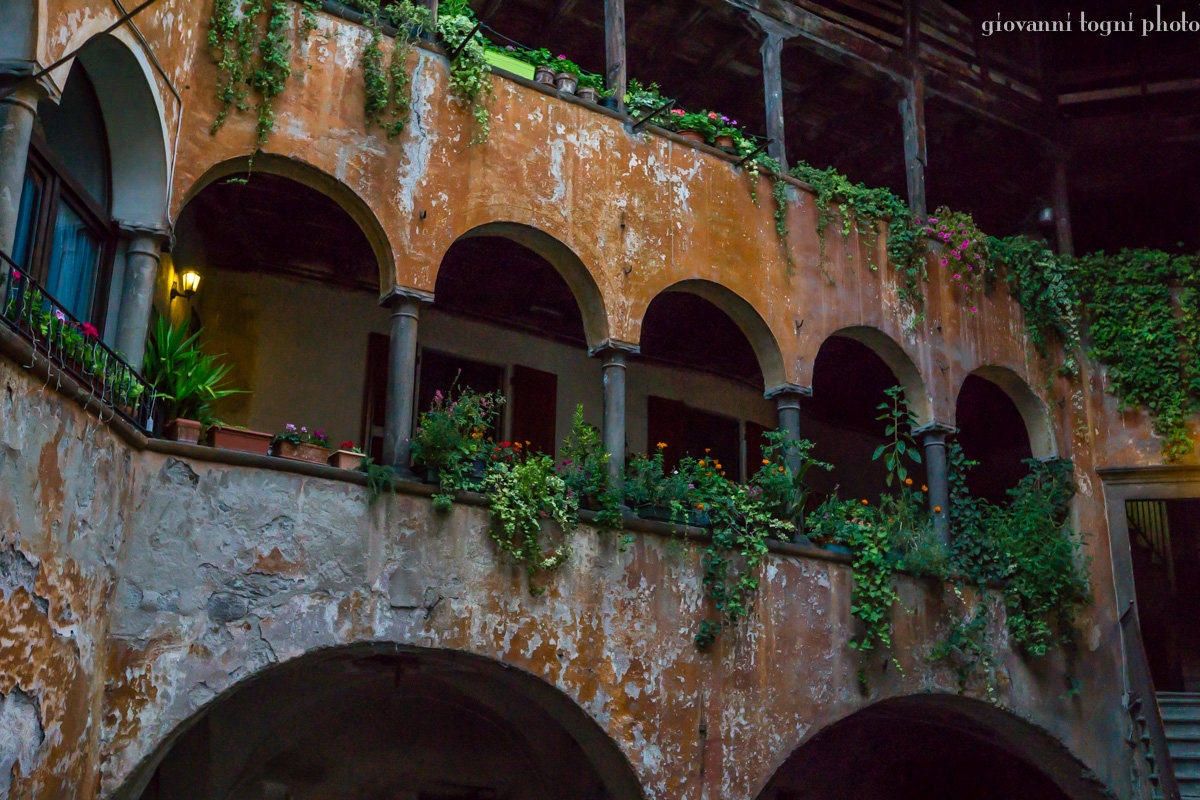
(914, 421), (955, 439)
(748, 10), (800, 40)
(588, 338), (640, 358)
(763, 382), (812, 401)
(379, 285), (434, 309)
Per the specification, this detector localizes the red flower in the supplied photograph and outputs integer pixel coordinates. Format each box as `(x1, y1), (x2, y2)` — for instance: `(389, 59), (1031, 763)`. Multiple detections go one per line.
(81, 323), (99, 338)
(339, 440), (356, 450)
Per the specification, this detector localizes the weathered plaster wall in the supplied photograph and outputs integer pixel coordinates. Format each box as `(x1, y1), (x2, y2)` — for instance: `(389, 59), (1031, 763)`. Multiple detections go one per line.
(0, 340), (1131, 800)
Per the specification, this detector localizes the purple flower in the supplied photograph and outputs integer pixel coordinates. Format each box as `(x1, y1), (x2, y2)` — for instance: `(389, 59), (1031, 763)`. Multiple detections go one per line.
(721, 115), (729, 122)
(953, 273), (961, 280)
(557, 54), (566, 59)
(940, 259), (948, 267)
(301, 426), (308, 434)
(54, 309), (66, 322)
(928, 218), (939, 224)
(285, 423), (297, 433)
(315, 429), (325, 438)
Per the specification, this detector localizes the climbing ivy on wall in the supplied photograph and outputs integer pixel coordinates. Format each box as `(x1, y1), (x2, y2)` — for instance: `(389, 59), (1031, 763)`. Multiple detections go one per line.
(208, 0), (322, 145)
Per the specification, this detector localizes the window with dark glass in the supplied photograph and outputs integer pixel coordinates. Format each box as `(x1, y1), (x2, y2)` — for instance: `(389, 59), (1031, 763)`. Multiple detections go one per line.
(10, 63), (115, 329)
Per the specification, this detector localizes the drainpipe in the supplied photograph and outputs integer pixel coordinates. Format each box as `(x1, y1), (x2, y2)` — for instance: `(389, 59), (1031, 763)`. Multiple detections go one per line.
(381, 288), (431, 475)
(0, 81), (40, 260)
(115, 227), (168, 369)
(916, 423), (955, 544)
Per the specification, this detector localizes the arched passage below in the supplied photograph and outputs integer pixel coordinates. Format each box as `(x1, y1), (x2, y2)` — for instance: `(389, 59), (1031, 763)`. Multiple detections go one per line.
(642, 279), (787, 391)
(121, 645), (645, 800)
(756, 694), (1109, 800)
(455, 221), (610, 351)
(178, 154), (396, 293)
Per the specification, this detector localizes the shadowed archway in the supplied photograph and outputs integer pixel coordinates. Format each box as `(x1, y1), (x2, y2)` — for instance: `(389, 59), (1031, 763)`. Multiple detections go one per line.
(124, 645), (645, 800)
(756, 695), (1109, 800)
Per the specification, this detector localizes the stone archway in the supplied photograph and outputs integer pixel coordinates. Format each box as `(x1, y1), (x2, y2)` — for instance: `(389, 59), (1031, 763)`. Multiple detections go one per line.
(120, 644), (645, 800)
(756, 694), (1109, 800)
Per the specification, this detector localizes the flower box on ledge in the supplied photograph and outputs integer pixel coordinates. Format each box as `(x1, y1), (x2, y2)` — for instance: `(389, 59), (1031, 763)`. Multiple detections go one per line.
(483, 50), (536, 80)
(273, 441), (331, 464)
(328, 449), (365, 470)
(164, 418), (202, 444)
(207, 425), (272, 456)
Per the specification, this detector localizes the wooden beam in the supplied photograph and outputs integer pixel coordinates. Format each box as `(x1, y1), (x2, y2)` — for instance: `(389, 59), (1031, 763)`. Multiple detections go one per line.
(750, 11), (795, 169)
(1052, 158), (1073, 256)
(605, 0), (626, 111)
(899, 0), (926, 216)
(725, 0), (1049, 140)
(548, 0), (581, 28)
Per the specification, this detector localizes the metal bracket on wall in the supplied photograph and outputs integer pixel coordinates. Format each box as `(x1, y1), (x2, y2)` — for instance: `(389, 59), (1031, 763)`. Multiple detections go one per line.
(447, 22), (482, 61)
(735, 139), (774, 169)
(630, 99), (676, 132)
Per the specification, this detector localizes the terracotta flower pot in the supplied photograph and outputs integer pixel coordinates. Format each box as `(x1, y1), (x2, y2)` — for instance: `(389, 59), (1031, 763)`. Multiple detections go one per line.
(576, 86), (598, 103)
(677, 129), (706, 143)
(714, 134), (735, 149)
(534, 65), (557, 86)
(328, 449), (365, 470)
(165, 418), (202, 445)
(273, 441), (330, 464)
(208, 425), (272, 455)
(554, 72), (579, 94)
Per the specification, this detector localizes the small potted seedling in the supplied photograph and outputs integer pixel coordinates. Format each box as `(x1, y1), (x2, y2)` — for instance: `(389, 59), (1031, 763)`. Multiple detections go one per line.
(329, 441), (366, 470)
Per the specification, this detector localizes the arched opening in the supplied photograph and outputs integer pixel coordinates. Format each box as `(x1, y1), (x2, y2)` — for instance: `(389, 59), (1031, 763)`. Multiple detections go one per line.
(9, 32), (168, 346)
(128, 646), (643, 800)
(757, 695), (1103, 800)
(955, 373), (1036, 504)
(420, 229), (598, 458)
(172, 169), (389, 448)
(635, 281), (780, 481)
(807, 333), (928, 503)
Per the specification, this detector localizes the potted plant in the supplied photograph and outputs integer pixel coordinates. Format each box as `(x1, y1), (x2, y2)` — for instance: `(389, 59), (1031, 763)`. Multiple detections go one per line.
(575, 73), (605, 104)
(552, 54), (580, 94)
(142, 316), (245, 444)
(520, 47), (558, 86)
(207, 424), (273, 455)
(713, 115), (740, 150)
(329, 440), (366, 470)
(409, 384), (505, 510)
(558, 406), (622, 527)
(272, 424), (331, 464)
(670, 110), (719, 143)
(483, 44), (536, 80)
(623, 444), (703, 525)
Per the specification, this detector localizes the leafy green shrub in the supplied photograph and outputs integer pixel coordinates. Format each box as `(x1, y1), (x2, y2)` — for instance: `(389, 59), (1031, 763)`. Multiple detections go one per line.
(559, 406), (622, 529)
(410, 383), (504, 510)
(485, 452), (578, 590)
(142, 316), (244, 426)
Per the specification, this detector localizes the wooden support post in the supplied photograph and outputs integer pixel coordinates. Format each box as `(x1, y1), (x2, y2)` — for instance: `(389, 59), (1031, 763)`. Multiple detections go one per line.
(899, 75), (927, 217)
(750, 11), (797, 170)
(605, 0), (626, 112)
(1052, 157), (1074, 257)
(899, 0), (926, 217)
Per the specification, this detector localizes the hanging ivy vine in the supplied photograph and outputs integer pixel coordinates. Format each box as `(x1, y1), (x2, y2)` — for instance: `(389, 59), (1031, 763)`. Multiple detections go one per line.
(356, 0), (429, 138)
(208, 0), (321, 146)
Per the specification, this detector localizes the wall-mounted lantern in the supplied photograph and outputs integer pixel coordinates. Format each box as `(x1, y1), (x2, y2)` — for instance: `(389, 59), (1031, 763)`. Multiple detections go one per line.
(172, 270), (201, 300)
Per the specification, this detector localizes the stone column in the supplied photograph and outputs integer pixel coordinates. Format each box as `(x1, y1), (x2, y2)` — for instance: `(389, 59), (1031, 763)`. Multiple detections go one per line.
(765, 384), (809, 475)
(115, 229), (167, 369)
(918, 426), (953, 544)
(0, 81), (40, 260)
(600, 348), (627, 486)
(382, 290), (429, 474)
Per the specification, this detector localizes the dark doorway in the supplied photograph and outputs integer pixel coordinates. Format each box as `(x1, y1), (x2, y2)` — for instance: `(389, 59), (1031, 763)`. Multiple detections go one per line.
(1129, 499), (1200, 692)
(956, 375), (1033, 504)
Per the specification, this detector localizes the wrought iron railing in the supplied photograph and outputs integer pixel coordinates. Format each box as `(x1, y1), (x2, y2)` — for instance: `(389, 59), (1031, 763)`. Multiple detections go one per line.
(1, 251), (156, 431)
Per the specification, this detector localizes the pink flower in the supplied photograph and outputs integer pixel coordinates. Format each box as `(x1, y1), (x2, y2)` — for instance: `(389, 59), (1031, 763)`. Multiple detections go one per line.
(928, 218), (939, 224)
(81, 322), (99, 338)
(11, 270), (20, 280)
(54, 310), (66, 322)
(557, 54), (566, 59)
(940, 260), (947, 267)
(670, 108), (685, 115)
(708, 112), (718, 120)
(953, 274), (961, 280)
(970, 307), (978, 313)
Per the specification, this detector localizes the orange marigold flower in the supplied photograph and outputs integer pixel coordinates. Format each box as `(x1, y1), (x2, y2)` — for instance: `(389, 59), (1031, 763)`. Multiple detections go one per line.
(704, 448), (711, 453)
(697, 503), (706, 510)
(657, 442), (668, 449)
(762, 458), (770, 465)
(698, 459), (707, 467)
(777, 466), (785, 473)
(862, 499), (869, 505)
(934, 505), (943, 513)
(904, 478), (913, 485)
(921, 484), (928, 492)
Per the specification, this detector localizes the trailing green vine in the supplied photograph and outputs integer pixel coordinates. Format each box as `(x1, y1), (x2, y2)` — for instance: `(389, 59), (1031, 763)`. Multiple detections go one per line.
(485, 452), (578, 591)
(437, 9), (494, 145)
(988, 235), (1081, 375)
(358, 0), (429, 138)
(208, 0), (320, 146)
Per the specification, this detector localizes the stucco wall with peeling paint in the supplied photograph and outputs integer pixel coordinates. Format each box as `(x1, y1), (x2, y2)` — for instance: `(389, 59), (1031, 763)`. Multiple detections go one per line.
(0, 344), (1130, 800)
